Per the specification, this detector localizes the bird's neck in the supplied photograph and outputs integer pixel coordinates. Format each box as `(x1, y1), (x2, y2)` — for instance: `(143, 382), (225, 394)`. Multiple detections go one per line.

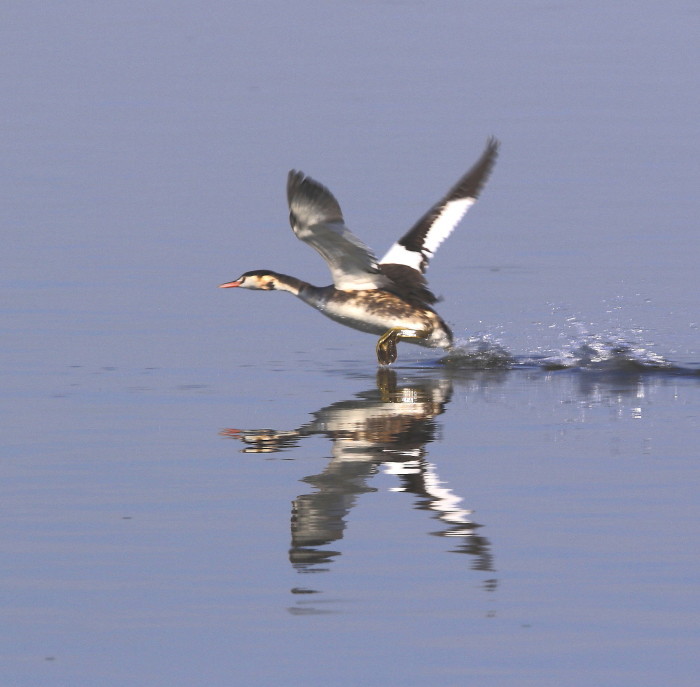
(270, 272), (332, 310)
(270, 273), (311, 297)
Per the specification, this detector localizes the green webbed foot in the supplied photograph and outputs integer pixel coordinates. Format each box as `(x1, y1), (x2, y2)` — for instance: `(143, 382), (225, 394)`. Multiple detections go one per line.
(375, 327), (429, 365)
(376, 332), (399, 365)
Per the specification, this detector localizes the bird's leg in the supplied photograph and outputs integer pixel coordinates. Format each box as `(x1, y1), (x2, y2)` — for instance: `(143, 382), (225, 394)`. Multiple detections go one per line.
(376, 328), (429, 365)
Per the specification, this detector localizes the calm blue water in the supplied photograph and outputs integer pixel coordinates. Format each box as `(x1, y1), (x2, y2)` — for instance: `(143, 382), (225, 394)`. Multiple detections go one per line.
(3, 2), (699, 686)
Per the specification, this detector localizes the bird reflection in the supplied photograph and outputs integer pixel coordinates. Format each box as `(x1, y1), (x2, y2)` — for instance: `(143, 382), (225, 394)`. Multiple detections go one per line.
(221, 369), (493, 577)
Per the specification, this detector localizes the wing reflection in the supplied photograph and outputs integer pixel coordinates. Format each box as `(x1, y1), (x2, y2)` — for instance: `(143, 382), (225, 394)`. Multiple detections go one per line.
(221, 369), (493, 576)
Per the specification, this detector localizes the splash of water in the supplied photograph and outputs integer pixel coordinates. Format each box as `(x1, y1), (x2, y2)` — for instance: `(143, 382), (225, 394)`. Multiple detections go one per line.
(538, 333), (672, 371)
(438, 334), (513, 369)
(427, 324), (682, 373)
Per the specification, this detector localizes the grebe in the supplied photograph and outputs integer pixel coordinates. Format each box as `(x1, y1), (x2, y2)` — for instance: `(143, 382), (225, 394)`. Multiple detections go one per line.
(220, 138), (499, 365)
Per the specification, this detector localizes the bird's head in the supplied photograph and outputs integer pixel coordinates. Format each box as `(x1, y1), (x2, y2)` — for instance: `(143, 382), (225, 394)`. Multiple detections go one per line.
(219, 270), (281, 291)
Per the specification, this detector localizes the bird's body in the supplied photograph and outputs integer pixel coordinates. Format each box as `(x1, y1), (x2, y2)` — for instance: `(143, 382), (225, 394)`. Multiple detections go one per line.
(221, 138), (499, 364)
(291, 279), (452, 347)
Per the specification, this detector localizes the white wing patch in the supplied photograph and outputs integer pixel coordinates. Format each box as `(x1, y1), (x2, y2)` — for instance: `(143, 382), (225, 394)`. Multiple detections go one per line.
(423, 197), (475, 256)
(379, 243), (423, 270)
(379, 196), (475, 269)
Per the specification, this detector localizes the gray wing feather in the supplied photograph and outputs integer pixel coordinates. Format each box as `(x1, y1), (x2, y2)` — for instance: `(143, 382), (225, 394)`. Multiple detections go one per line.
(287, 170), (392, 291)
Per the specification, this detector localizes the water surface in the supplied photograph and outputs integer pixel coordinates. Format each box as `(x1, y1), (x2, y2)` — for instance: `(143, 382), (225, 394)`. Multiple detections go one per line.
(3, 1), (699, 686)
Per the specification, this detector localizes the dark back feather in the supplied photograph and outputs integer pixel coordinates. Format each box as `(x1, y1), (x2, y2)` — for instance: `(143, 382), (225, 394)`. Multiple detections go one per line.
(379, 263), (438, 305)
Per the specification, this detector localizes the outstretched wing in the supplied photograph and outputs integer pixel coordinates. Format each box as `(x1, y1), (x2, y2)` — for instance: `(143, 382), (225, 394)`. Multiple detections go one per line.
(287, 170), (392, 291)
(379, 137), (499, 276)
